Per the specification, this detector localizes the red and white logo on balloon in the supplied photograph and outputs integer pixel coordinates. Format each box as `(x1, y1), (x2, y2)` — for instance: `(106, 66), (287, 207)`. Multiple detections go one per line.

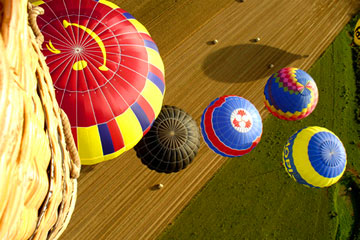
(230, 108), (252, 133)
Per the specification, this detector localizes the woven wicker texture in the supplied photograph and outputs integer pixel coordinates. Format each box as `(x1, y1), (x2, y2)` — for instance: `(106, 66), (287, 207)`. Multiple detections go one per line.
(134, 105), (200, 173)
(0, 0), (80, 239)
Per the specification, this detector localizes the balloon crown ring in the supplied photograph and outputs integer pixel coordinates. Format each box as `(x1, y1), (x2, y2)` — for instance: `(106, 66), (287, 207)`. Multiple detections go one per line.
(230, 108), (253, 133)
(73, 46), (84, 54)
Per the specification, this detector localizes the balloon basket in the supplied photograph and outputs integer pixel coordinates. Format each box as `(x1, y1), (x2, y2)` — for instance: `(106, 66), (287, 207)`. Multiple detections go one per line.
(0, 1), (80, 239)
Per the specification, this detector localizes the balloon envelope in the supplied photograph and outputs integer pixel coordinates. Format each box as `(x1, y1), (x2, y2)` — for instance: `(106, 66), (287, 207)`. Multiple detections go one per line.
(264, 67), (318, 121)
(35, 0), (165, 164)
(134, 105), (200, 173)
(354, 18), (360, 46)
(283, 126), (346, 188)
(201, 95), (262, 157)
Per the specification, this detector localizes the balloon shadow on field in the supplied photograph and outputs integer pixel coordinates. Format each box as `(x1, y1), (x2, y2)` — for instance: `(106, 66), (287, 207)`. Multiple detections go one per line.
(202, 44), (308, 83)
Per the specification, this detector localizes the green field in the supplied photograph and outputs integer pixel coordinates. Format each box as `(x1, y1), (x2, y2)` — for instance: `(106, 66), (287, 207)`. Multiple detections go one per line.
(159, 14), (360, 240)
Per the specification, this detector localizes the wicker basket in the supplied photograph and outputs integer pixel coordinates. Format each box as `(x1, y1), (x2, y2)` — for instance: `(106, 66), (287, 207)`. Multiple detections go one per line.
(0, 0), (81, 239)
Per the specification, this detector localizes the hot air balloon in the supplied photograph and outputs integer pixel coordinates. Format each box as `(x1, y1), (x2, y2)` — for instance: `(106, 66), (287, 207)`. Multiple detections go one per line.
(283, 126), (346, 188)
(34, 0), (165, 165)
(134, 105), (200, 173)
(201, 95), (262, 157)
(354, 18), (360, 46)
(264, 67), (318, 121)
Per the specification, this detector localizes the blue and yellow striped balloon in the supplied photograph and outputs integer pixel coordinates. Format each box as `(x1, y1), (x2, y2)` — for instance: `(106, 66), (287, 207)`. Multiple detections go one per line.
(283, 126), (346, 188)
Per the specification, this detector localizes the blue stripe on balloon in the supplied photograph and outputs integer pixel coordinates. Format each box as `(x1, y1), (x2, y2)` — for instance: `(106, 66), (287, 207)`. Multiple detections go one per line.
(131, 102), (150, 132)
(144, 40), (159, 53)
(200, 101), (234, 158)
(284, 129), (317, 188)
(272, 82), (310, 113)
(264, 74), (278, 108)
(147, 72), (165, 94)
(307, 132), (346, 178)
(212, 97), (242, 152)
(123, 12), (135, 19)
(294, 69), (313, 97)
(98, 123), (115, 155)
(215, 97), (246, 149)
(295, 69), (312, 85)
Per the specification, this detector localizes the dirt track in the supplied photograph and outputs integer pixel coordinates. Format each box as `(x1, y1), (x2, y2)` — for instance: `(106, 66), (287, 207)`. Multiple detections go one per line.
(59, 0), (360, 239)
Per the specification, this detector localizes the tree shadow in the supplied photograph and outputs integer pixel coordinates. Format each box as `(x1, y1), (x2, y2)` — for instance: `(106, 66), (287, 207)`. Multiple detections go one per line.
(349, 181), (360, 239)
(202, 44), (308, 83)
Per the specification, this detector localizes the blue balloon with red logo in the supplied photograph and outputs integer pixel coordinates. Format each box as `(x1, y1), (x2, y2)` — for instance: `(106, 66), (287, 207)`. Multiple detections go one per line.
(200, 95), (263, 157)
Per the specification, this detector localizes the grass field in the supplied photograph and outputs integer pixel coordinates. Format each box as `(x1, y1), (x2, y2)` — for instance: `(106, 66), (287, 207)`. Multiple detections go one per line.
(158, 14), (360, 240)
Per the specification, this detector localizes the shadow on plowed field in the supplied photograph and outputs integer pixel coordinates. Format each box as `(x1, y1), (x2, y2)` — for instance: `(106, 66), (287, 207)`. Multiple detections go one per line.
(202, 44), (308, 83)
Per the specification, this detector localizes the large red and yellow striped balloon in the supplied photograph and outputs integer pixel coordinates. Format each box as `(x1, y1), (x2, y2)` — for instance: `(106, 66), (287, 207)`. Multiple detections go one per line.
(35, 0), (165, 165)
